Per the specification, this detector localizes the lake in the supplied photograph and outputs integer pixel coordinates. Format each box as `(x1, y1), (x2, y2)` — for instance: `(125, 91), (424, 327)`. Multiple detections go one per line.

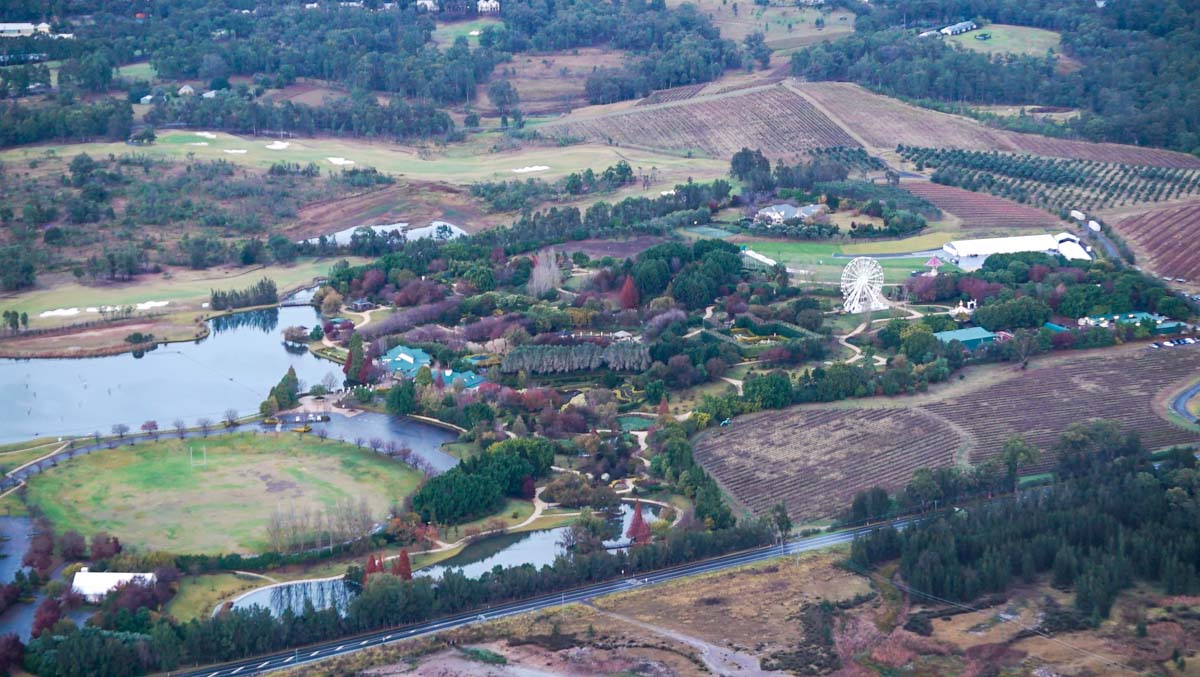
(0, 307), (341, 443)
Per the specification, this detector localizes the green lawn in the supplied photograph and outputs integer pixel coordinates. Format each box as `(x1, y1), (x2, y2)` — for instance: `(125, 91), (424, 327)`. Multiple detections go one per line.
(1, 132), (725, 186)
(431, 17), (502, 46)
(949, 24), (1062, 57)
(166, 573), (262, 621)
(617, 415), (655, 432)
(740, 240), (955, 284)
(24, 433), (423, 554)
(117, 61), (158, 80)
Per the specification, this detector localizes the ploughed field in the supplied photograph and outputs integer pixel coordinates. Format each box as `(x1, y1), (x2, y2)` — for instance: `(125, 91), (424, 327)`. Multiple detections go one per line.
(793, 82), (1200, 168)
(542, 83), (859, 158)
(899, 181), (1063, 230)
(695, 346), (1200, 520)
(694, 408), (961, 520)
(1114, 201), (1200, 281)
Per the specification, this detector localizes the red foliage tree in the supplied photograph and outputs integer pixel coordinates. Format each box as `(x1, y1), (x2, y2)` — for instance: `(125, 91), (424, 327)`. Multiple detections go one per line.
(31, 597), (61, 637)
(0, 633), (22, 674)
(90, 533), (121, 560)
(521, 476), (537, 500)
(618, 275), (639, 310)
(391, 550), (413, 581)
(657, 396), (670, 418)
(626, 500), (652, 546)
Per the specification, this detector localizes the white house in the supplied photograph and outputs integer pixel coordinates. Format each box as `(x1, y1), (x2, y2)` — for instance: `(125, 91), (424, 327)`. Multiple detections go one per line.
(940, 21), (977, 36)
(177, 84), (195, 96)
(72, 568), (156, 604)
(139, 94), (155, 105)
(477, 0), (500, 12)
(754, 203), (826, 226)
(201, 89), (218, 98)
(416, 0), (439, 11)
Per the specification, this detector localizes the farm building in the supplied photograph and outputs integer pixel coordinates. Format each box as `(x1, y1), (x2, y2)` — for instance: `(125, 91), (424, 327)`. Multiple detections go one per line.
(0, 22), (50, 38)
(941, 232), (1090, 270)
(934, 326), (996, 350)
(177, 84), (195, 96)
(477, 0), (500, 11)
(347, 298), (375, 312)
(72, 569), (156, 604)
(755, 203), (826, 225)
(740, 249), (778, 270)
(139, 94), (155, 105)
(416, 0), (438, 10)
(940, 21), (978, 36)
(1078, 312), (1184, 335)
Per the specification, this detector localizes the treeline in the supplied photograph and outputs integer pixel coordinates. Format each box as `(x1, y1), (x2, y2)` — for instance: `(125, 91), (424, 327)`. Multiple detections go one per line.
(850, 423), (1199, 620)
(500, 343), (651, 374)
(0, 98), (132, 147)
(469, 161), (635, 212)
(410, 438), (554, 524)
(795, 0), (1200, 153)
(209, 277), (278, 311)
(20, 515), (771, 676)
(647, 420), (734, 529)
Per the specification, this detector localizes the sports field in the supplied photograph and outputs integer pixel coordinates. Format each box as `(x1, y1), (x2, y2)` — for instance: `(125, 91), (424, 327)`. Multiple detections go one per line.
(948, 24), (1062, 58)
(0, 132), (724, 186)
(735, 240), (952, 283)
(24, 433), (423, 554)
(431, 17), (502, 46)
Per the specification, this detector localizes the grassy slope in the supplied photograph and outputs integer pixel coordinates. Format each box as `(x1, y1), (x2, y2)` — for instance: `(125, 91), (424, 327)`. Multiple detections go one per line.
(6, 258), (366, 323)
(0, 132), (725, 185)
(949, 24), (1062, 57)
(24, 433), (422, 554)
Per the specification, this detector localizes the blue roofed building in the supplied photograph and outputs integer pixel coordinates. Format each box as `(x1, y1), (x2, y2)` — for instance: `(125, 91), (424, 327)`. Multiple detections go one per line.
(933, 326), (996, 350)
(382, 344), (487, 389)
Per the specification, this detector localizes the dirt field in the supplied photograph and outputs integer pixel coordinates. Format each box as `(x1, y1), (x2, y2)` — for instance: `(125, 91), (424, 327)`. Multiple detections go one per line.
(0, 315), (203, 358)
(793, 81), (1200, 168)
(550, 236), (671, 260)
(481, 48), (626, 115)
(542, 82), (859, 159)
(263, 79), (351, 107)
(663, 0), (855, 48)
(1113, 201), (1200, 282)
(286, 180), (498, 238)
(696, 344), (1200, 520)
(900, 180), (1064, 231)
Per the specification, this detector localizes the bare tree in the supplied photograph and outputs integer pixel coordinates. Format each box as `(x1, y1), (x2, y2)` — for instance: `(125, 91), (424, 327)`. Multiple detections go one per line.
(197, 418), (212, 436)
(111, 423), (130, 438)
(322, 372), (340, 394)
(353, 436), (364, 449)
(223, 409), (239, 428)
(368, 437), (384, 454)
(528, 248), (562, 297)
(173, 419), (186, 438)
(316, 427), (328, 440)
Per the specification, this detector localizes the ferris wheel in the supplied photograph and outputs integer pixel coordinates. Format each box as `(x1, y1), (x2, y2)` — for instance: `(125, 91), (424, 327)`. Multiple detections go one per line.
(840, 257), (889, 314)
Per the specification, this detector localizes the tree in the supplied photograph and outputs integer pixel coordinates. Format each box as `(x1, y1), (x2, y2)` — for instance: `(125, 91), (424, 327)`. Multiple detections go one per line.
(392, 550), (413, 580)
(90, 532), (122, 559)
(197, 417), (212, 436)
(31, 597), (60, 637)
(528, 250), (562, 297)
(173, 419), (186, 438)
(626, 500), (652, 545)
(488, 79), (519, 116)
(224, 408), (239, 427)
(59, 531), (87, 560)
(140, 420), (159, 438)
(618, 275), (639, 309)
(770, 502), (792, 544)
(321, 289), (344, 316)
(386, 379), (417, 417)
(111, 423), (130, 438)
(0, 634), (23, 676)
(1001, 435), (1040, 491)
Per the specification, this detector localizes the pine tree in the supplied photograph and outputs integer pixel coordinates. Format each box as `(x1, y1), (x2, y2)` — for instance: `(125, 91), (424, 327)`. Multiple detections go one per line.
(392, 550), (413, 580)
(618, 275), (639, 309)
(626, 499), (652, 545)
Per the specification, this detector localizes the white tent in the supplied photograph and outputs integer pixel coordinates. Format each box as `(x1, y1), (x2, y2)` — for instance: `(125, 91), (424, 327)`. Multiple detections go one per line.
(72, 568), (156, 603)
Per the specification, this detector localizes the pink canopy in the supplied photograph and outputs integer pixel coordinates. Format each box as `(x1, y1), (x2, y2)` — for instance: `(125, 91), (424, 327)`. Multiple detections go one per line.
(925, 256), (943, 268)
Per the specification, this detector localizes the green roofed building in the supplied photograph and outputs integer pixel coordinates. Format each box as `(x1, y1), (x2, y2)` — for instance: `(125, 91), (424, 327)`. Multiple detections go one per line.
(934, 326), (996, 350)
(382, 344), (487, 389)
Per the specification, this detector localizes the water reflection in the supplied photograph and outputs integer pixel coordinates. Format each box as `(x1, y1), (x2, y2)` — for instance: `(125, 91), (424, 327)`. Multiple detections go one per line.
(231, 503), (659, 617)
(209, 308), (280, 335)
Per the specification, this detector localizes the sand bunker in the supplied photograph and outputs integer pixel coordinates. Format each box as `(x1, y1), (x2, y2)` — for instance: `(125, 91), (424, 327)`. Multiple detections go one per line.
(135, 301), (169, 311)
(195, 132), (218, 139)
(327, 157), (355, 166)
(224, 149), (248, 154)
(469, 30), (481, 36)
(512, 165), (550, 173)
(187, 142), (209, 146)
(265, 141), (291, 150)
(39, 308), (81, 318)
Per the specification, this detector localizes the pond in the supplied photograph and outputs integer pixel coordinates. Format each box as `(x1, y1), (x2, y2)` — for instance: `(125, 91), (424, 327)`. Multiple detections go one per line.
(0, 306), (341, 444)
(229, 503), (661, 617)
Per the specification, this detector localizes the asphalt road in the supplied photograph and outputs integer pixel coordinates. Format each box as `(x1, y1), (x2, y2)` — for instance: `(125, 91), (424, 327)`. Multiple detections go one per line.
(174, 524), (886, 677)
